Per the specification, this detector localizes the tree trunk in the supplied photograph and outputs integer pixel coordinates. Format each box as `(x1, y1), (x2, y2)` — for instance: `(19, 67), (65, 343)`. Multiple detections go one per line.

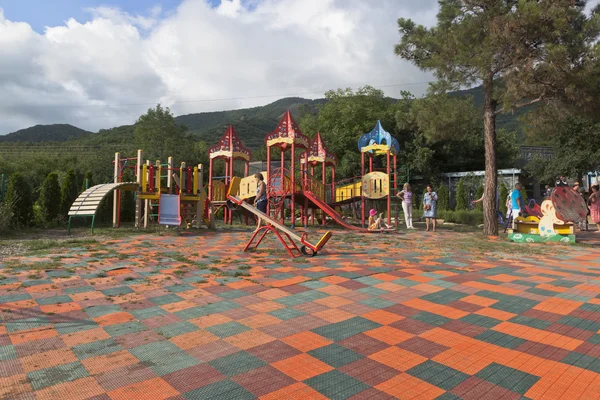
(483, 73), (498, 236)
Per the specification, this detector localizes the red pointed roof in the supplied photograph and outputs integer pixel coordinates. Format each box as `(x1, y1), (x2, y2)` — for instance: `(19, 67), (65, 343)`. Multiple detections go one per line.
(265, 110), (309, 149)
(302, 132), (337, 166)
(209, 125), (252, 161)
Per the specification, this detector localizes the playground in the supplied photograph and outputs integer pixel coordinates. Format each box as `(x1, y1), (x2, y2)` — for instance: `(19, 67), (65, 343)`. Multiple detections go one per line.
(2, 227), (600, 399)
(1, 112), (599, 400)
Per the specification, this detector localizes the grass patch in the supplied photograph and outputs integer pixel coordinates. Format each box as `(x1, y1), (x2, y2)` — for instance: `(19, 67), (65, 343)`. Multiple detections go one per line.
(96, 272), (108, 278)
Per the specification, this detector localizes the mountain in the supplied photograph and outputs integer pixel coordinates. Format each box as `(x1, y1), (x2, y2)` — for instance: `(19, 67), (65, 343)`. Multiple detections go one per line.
(0, 124), (92, 142)
(175, 97), (326, 149)
(0, 87), (529, 148)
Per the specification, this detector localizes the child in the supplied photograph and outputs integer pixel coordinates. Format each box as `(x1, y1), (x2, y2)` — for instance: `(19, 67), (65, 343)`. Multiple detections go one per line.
(368, 209), (390, 231)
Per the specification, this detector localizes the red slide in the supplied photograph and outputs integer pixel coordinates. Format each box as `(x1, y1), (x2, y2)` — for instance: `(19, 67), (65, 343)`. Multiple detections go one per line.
(303, 191), (368, 231)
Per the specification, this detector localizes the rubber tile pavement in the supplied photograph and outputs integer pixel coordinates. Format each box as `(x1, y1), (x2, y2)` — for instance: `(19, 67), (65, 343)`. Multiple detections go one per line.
(1, 229), (600, 399)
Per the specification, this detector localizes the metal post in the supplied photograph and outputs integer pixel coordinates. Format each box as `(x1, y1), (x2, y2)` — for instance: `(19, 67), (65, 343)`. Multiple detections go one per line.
(135, 149), (143, 228)
(291, 143), (296, 229)
(113, 152), (120, 228)
(387, 151), (391, 226)
(361, 151), (365, 228)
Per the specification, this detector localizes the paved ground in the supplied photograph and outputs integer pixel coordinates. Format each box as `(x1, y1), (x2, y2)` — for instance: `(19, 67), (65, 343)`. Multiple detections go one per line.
(2, 228), (600, 399)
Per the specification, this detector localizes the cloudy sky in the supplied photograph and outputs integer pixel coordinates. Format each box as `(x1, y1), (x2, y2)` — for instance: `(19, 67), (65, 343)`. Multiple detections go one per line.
(0, 0), (598, 135)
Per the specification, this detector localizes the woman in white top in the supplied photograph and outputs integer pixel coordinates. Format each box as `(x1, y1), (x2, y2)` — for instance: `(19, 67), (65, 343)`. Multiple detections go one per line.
(397, 183), (415, 229)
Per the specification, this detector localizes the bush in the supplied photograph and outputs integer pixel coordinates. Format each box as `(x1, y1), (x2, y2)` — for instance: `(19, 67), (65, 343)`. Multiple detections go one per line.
(455, 178), (468, 210)
(5, 173), (33, 226)
(60, 169), (80, 217)
(499, 182), (509, 214)
(39, 172), (61, 223)
(475, 185), (484, 210)
(437, 209), (484, 226)
(0, 202), (13, 235)
(437, 185), (449, 211)
(82, 171), (94, 192)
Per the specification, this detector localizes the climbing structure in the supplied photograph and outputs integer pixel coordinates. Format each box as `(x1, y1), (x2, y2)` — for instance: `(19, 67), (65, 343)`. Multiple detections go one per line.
(208, 125), (252, 224)
(265, 111), (310, 228)
(358, 121), (400, 227)
(301, 132), (337, 225)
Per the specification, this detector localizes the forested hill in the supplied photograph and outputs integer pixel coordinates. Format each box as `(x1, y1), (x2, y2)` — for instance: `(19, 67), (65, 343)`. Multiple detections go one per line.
(0, 124), (92, 142)
(0, 87), (527, 148)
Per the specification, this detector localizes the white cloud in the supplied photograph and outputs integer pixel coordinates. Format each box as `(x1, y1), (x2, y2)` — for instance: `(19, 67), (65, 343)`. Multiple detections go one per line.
(0, 0), (438, 134)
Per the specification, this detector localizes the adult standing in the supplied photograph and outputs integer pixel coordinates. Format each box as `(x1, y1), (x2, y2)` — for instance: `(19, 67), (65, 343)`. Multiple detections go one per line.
(423, 184), (438, 232)
(574, 182), (588, 231)
(254, 173), (267, 232)
(589, 184), (600, 233)
(397, 183), (415, 229)
(510, 183), (524, 228)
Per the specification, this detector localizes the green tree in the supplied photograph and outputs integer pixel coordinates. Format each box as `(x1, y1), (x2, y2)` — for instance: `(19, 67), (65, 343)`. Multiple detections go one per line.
(39, 172), (61, 223)
(395, 1), (600, 235)
(499, 182), (509, 215)
(134, 104), (190, 162)
(5, 173), (33, 226)
(437, 185), (450, 211)
(455, 179), (468, 211)
(475, 186), (484, 211)
(298, 86), (397, 179)
(520, 186), (529, 206)
(60, 169), (80, 217)
(525, 116), (600, 182)
(82, 171), (94, 192)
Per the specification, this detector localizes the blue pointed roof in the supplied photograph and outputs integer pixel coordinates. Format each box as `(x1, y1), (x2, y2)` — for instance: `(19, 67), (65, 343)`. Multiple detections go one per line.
(357, 121), (400, 155)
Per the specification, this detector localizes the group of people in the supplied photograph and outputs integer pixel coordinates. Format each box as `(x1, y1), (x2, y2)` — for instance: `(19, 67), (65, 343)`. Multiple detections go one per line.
(550, 176), (600, 233)
(392, 184), (438, 232)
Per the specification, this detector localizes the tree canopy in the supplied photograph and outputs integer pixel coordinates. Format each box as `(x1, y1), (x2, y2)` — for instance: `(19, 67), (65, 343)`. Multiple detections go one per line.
(395, 0), (600, 235)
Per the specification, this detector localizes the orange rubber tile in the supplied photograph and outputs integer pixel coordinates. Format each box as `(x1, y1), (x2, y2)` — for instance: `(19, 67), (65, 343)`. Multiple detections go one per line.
(368, 347), (427, 371)
(169, 330), (220, 350)
(272, 354), (333, 381)
(281, 331), (333, 352)
(364, 326), (413, 345)
(20, 348), (79, 373)
(224, 329), (275, 350)
(259, 382), (328, 400)
(108, 377), (179, 400)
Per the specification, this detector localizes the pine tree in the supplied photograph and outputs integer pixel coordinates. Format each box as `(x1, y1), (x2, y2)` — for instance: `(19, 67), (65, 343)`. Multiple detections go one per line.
(39, 172), (61, 223)
(60, 169), (80, 217)
(5, 173), (33, 226)
(437, 185), (449, 211)
(82, 171), (94, 192)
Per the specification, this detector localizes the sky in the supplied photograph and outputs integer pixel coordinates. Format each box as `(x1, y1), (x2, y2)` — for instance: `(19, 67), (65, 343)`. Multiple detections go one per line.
(0, 0), (598, 135)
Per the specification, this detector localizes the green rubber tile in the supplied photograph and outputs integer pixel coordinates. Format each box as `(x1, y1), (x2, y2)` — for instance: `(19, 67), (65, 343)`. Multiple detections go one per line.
(556, 293), (592, 302)
(308, 343), (364, 368)
(166, 284), (195, 293)
(491, 298), (538, 314)
(428, 280), (456, 288)
(101, 286), (134, 297)
(55, 321), (99, 335)
(411, 312), (452, 327)
(84, 305), (122, 318)
(104, 322), (147, 337)
(208, 351), (266, 377)
(356, 287), (387, 297)
(0, 293), (31, 304)
(131, 306), (170, 320)
(130, 340), (200, 376)
(337, 272), (362, 279)
(512, 280), (538, 288)
(27, 361), (89, 390)
(392, 278), (420, 287)
(526, 288), (560, 297)
(304, 370), (370, 399)
(312, 317), (381, 342)
(360, 298), (395, 309)
(421, 290), (468, 305)
(561, 352), (600, 374)
(206, 322), (251, 338)
(407, 360), (469, 390)
(174, 306), (210, 320)
(275, 294), (309, 307)
(509, 316), (552, 330)
(36, 295), (73, 305)
(475, 330), (527, 350)
(558, 316), (600, 332)
(64, 286), (95, 295)
(475, 362), (540, 394)
(150, 294), (184, 306)
(300, 280), (329, 289)
(579, 303), (600, 313)
(297, 290), (329, 302)
(0, 345), (17, 361)
(588, 334), (600, 345)
(460, 314), (502, 329)
(268, 308), (306, 320)
(202, 301), (241, 314)
(218, 290), (249, 299)
(355, 277), (383, 286)
(21, 280), (53, 287)
(184, 379), (254, 400)
(72, 338), (123, 359)
(45, 270), (73, 278)
(155, 321), (198, 338)
(551, 280), (581, 288)
(5, 317), (51, 333)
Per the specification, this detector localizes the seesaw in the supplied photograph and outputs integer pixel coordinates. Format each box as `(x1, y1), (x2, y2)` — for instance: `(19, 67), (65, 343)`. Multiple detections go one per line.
(227, 195), (333, 258)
